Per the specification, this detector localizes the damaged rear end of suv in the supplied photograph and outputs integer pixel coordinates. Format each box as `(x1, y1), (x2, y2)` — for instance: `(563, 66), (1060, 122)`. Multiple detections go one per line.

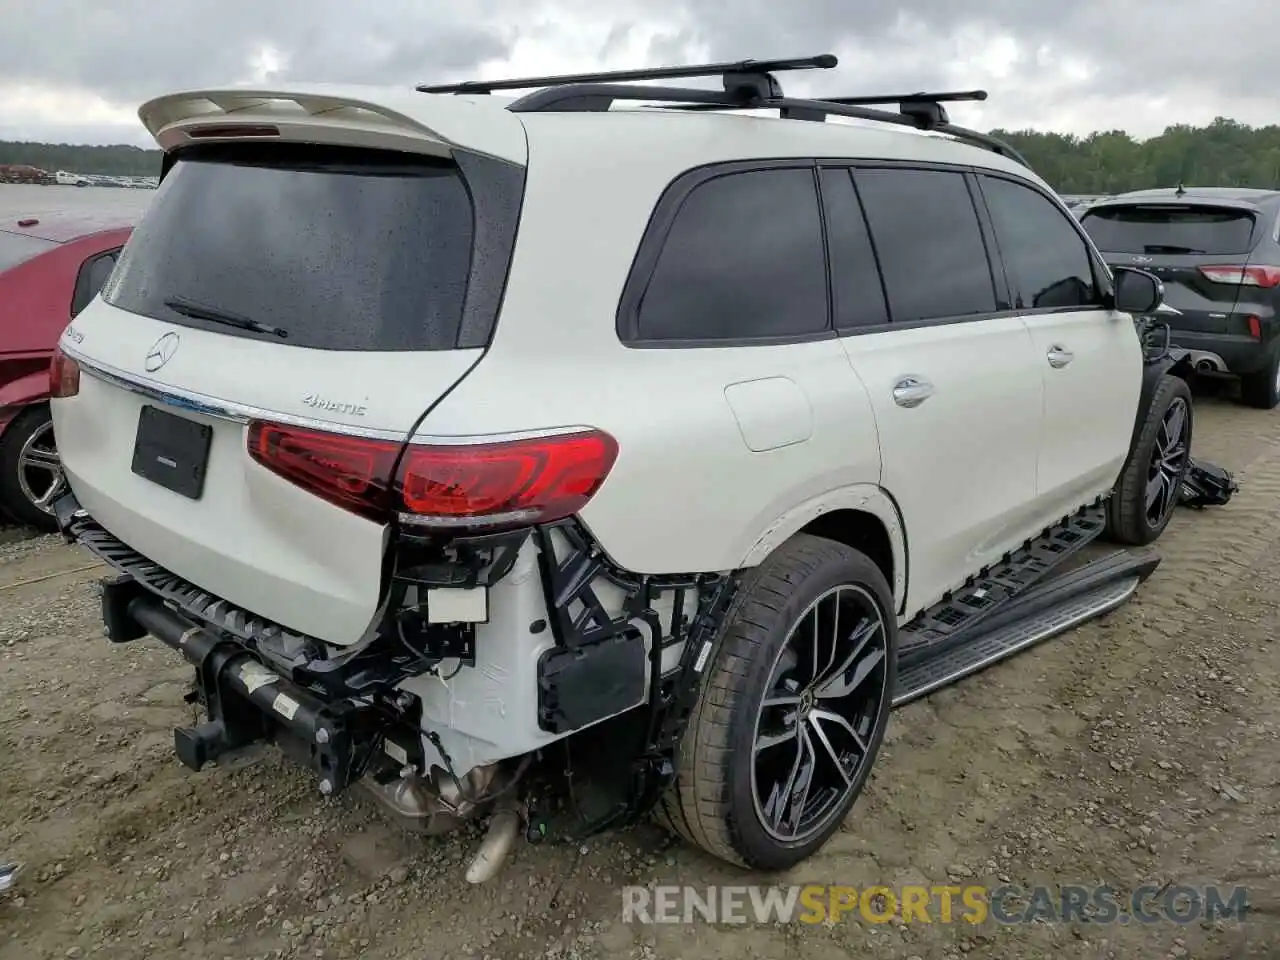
(52, 78), (754, 883)
(49, 86), (585, 879)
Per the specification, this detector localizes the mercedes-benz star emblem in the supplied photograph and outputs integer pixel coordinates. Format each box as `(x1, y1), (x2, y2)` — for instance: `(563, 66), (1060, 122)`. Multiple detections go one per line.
(144, 332), (180, 373)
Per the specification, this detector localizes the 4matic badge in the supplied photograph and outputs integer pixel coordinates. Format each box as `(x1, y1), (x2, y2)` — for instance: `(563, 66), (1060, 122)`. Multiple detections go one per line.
(302, 394), (368, 417)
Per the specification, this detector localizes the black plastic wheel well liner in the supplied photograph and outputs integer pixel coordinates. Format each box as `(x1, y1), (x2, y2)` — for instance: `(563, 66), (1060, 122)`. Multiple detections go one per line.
(1130, 350), (1193, 454)
(800, 508), (895, 598)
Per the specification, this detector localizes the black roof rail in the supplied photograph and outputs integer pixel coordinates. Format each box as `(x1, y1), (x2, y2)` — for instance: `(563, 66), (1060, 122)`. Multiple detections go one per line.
(417, 54), (1027, 168)
(415, 54), (837, 95)
(506, 86), (1029, 167)
(819, 90), (987, 127)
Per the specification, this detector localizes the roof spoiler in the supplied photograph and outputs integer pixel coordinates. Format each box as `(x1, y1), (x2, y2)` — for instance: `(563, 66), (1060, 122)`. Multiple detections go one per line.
(138, 87), (527, 166)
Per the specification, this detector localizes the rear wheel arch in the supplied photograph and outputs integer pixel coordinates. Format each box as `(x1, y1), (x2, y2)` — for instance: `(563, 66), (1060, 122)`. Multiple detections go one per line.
(739, 487), (907, 614)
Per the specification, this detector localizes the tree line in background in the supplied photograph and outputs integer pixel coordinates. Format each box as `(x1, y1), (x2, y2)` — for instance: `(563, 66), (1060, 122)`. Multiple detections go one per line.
(0, 140), (161, 177)
(2, 116), (1279, 192)
(994, 118), (1280, 194)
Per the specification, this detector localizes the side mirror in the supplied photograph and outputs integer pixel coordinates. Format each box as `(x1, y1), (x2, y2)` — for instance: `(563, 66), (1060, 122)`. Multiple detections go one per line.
(1112, 266), (1165, 315)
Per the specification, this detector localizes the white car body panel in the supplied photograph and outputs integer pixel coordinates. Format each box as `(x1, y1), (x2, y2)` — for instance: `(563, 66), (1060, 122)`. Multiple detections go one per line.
(1022, 309), (1144, 518)
(840, 318), (1045, 616)
(49, 83), (1147, 776)
(57, 304), (482, 645)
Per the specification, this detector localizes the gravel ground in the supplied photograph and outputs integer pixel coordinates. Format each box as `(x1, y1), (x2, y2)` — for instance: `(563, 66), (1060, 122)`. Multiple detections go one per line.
(1, 389), (1278, 960)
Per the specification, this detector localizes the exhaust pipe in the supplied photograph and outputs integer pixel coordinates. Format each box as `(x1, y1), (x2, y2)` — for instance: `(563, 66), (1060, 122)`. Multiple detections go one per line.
(466, 806), (523, 884)
(0, 862), (21, 895)
(1187, 350), (1228, 374)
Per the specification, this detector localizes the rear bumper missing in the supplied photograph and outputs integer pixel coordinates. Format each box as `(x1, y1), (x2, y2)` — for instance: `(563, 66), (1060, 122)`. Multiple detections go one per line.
(54, 491), (424, 795)
(119, 583), (386, 791)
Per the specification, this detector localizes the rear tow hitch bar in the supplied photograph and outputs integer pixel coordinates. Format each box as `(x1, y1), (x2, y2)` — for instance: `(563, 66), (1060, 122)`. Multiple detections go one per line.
(101, 573), (374, 797)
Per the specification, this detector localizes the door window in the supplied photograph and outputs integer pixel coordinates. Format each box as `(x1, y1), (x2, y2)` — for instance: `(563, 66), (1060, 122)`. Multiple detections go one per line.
(819, 167), (890, 331)
(854, 168), (998, 323)
(980, 175), (1099, 310)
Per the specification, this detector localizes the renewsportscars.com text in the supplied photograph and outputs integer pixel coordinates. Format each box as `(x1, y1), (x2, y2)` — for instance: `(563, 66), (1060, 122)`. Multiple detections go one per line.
(622, 883), (1250, 926)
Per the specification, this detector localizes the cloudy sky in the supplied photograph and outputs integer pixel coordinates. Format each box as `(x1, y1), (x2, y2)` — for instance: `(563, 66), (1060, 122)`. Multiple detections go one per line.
(2, 0), (1275, 146)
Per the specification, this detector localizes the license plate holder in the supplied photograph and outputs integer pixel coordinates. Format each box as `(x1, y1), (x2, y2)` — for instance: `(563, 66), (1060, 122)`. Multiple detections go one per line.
(131, 404), (213, 500)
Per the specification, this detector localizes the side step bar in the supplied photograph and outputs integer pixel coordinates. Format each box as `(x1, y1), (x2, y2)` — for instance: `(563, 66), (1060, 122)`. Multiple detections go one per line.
(897, 504), (1107, 660)
(893, 549), (1159, 707)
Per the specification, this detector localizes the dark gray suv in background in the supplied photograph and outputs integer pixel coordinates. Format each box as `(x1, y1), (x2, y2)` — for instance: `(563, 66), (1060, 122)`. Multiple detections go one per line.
(1080, 187), (1280, 409)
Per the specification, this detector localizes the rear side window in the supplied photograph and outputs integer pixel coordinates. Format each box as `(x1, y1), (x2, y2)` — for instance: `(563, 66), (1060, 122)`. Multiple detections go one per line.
(1080, 205), (1257, 256)
(103, 143), (477, 351)
(72, 249), (120, 317)
(634, 167), (829, 342)
(0, 231), (57, 272)
(820, 168), (889, 330)
(854, 168), (997, 323)
(979, 175), (1099, 310)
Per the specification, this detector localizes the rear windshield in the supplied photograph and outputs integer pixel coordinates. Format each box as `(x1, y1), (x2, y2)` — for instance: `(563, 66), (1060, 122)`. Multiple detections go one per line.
(102, 143), (475, 351)
(1080, 204), (1257, 256)
(0, 231), (57, 272)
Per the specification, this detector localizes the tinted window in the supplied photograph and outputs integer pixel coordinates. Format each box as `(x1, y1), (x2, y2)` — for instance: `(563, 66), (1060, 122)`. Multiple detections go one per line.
(72, 250), (119, 317)
(636, 167), (828, 341)
(0, 231), (57, 272)
(820, 168), (889, 330)
(1080, 205), (1257, 256)
(981, 176), (1098, 310)
(103, 143), (475, 351)
(854, 168), (997, 322)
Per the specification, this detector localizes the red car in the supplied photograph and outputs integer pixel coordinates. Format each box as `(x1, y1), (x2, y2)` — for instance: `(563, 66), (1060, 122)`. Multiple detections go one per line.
(0, 211), (135, 529)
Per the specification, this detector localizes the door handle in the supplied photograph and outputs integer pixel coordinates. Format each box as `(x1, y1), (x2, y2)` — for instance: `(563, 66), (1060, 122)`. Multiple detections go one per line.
(892, 376), (934, 408)
(1047, 345), (1074, 368)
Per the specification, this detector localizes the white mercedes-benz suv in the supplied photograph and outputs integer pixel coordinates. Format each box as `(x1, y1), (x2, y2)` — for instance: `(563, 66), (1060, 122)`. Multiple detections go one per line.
(48, 54), (1192, 881)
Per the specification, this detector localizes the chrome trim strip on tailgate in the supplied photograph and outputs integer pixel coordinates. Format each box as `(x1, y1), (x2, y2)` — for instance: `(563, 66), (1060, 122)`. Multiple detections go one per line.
(58, 343), (590, 447)
(59, 343), (412, 442)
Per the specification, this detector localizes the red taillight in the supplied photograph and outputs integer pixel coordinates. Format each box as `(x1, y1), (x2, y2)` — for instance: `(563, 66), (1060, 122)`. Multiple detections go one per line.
(1199, 265), (1280, 288)
(49, 344), (80, 399)
(247, 422), (619, 529)
(398, 431), (619, 528)
(1248, 315), (1263, 339)
(248, 422), (401, 521)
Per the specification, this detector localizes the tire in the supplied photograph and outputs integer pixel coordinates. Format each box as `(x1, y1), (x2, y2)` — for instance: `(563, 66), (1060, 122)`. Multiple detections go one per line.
(0, 405), (65, 532)
(657, 534), (897, 870)
(1105, 374), (1193, 546)
(1239, 351), (1280, 410)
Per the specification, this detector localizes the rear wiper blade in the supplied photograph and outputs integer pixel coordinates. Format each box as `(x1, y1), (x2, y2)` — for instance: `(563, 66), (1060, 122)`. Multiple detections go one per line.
(163, 297), (288, 339)
(1143, 244), (1205, 254)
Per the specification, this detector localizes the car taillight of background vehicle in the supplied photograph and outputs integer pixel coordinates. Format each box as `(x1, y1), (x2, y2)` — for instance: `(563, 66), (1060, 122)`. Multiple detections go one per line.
(246, 422), (619, 529)
(1198, 265), (1280, 288)
(49, 344), (81, 398)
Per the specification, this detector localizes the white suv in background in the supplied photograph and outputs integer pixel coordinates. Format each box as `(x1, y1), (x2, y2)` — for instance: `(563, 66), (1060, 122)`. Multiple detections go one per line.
(48, 55), (1188, 880)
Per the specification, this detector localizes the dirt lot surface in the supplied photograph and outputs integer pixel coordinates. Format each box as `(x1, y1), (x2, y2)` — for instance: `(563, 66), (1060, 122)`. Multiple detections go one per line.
(2, 389), (1278, 960)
